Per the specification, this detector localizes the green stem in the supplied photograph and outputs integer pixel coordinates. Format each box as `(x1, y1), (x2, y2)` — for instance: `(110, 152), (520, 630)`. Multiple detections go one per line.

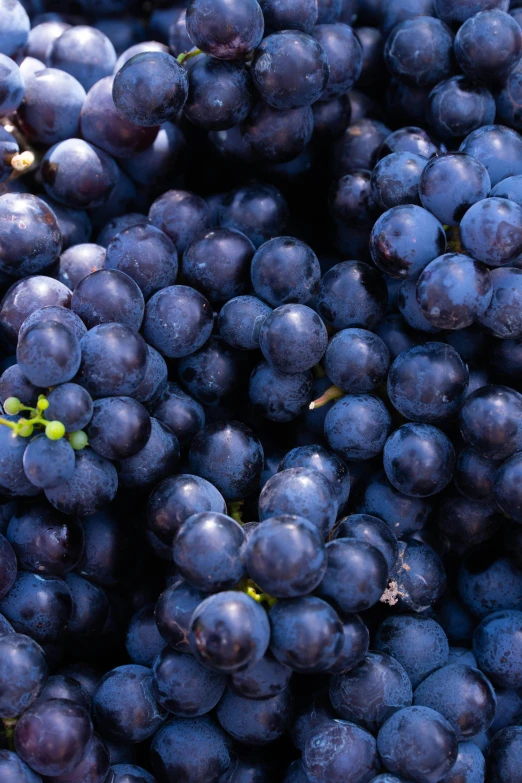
(2, 718), (16, 750)
(309, 384), (345, 410)
(177, 48), (203, 64)
(228, 501), (244, 524)
(0, 417), (17, 432)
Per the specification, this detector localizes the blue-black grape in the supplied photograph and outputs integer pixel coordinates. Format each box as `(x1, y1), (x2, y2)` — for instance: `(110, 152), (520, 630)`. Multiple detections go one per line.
(230, 652), (292, 699)
(460, 197), (522, 267)
(125, 604), (165, 668)
(324, 328), (390, 393)
(269, 596), (343, 672)
(387, 342), (468, 423)
(186, 0), (264, 60)
(0, 194), (62, 278)
(334, 513), (398, 572)
(0, 0), (29, 57)
(87, 396), (151, 460)
(65, 572), (109, 637)
(0, 572), (72, 644)
(47, 25), (116, 90)
(218, 183), (289, 249)
(93, 664), (166, 743)
(41, 139), (119, 210)
(218, 295), (272, 350)
(177, 336), (244, 406)
(317, 260), (387, 329)
(0, 53), (23, 115)
(49, 733), (110, 783)
(183, 227), (254, 305)
(44, 448), (118, 517)
(111, 764), (156, 783)
(329, 652), (412, 733)
(38, 674), (91, 711)
(143, 284), (212, 358)
(279, 444), (350, 508)
(151, 716), (231, 783)
(383, 423), (455, 497)
(14, 697), (93, 777)
(155, 580), (206, 653)
(216, 687), (293, 746)
(473, 610), (522, 688)
(392, 539), (446, 612)
(0, 749), (43, 783)
(375, 614), (449, 689)
(459, 124), (522, 187)
(413, 663), (497, 740)
(459, 548), (522, 618)
(314, 22), (362, 99)
(148, 382), (205, 446)
(455, 9), (522, 82)
(152, 647), (226, 717)
(23, 435), (76, 490)
(113, 52), (188, 127)
(303, 719), (379, 783)
(251, 30), (328, 110)
(245, 514), (325, 597)
(173, 511), (246, 591)
(371, 151), (426, 209)
(241, 101), (314, 163)
(0, 633), (48, 718)
(384, 16), (454, 88)
(0, 127), (19, 185)
(324, 393), (392, 461)
(148, 189), (211, 254)
(259, 467), (338, 538)
(259, 0), (318, 32)
(0, 532), (16, 599)
(72, 269), (144, 330)
(78, 322), (147, 398)
(317, 537), (389, 613)
(259, 303), (327, 373)
(16, 321), (80, 387)
(427, 76), (496, 141)
(189, 590), (270, 672)
(46, 383), (93, 433)
(377, 706), (458, 783)
(184, 57), (252, 130)
(460, 384), (522, 460)
(57, 243), (106, 291)
(370, 204), (446, 280)
(148, 474), (226, 545)
(16, 67), (86, 146)
(419, 152), (491, 226)
(249, 361), (313, 422)
(7, 503), (84, 575)
(118, 417), (179, 490)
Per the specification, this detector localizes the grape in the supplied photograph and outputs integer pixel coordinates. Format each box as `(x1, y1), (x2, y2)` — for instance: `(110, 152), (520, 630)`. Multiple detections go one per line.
(357, 471), (431, 538)
(189, 591), (270, 672)
(17, 68), (86, 147)
(419, 152), (491, 226)
(330, 652), (412, 733)
(104, 224), (177, 300)
(375, 615), (449, 689)
(0, 572), (72, 643)
(217, 687), (293, 746)
(317, 538), (389, 613)
(0, 277), (73, 349)
(0, 749), (42, 782)
(7, 503), (83, 575)
(427, 76), (496, 141)
(241, 101), (314, 164)
(0, 0), (29, 57)
(173, 511), (246, 591)
(44, 448), (118, 517)
(318, 261), (387, 331)
(118, 417), (179, 490)
(393, 539), (446, 612)
(65, 572), (109, 637)
(14, 698), (93, 776)
(0, 418), (39, 496)
(314, 23), (362, 99)
(388, 343), (468, 423)
(16, 321), (80, 387)
(0, 195), (62, 279)
(38, 674), (91, 711)
(218, 183), (289, 248)
(219, 295), (272, 350)
(279, 445), (350, 508)
(152, 647), (226, 717)
(245, 515), (326, 598)
(488, 726), (522, 782)
(325, 328), (390, 393)
(259, 467), (338, 538)
(46, 383), (93, 433)
(435, 0), (509, 26)
(459, 125), (522, 187)
(371, 152), (426, 209)
(184, 56), (252, 131)
(334, 514), (398, 572)
(383, 423), (455, 498)
(460, 197), (522, 267)
(249, 360), (313, 422)
(148, 474), (226, 545)
(78, 322), (147, 398)
(148, 189), (211, 254)
(49, 734), (110, 783)
(186, 0), (264, 60)
(335, 119), (391, 173)
(22, 435), (75, 489)
(0, 54), (23, 116)
(183, 228), (254, 305)
(0, 533), (16, 598)
(155, 580), (206, 653)
(48, 26), (116, 91)
(455, 9), (521, 82)
(303, 719), (379, 783)
(377, 706), (458, 783)
(269, 596), (343, 672)
(86, 396), (150, 460)
(71, 269), (144, 330)
(0, 633), (48, 718)
(111, 765), (156, 783)
(93, 665), (166, 743)
(324, 393), (392, 461)
(151, 716), (231, 783)
(125, 604), (164, 668)
(41, 139), (119, 210)
(24, 19), (70, 60)
(148, 382), (204, 446)
(177, 336), (244, 406)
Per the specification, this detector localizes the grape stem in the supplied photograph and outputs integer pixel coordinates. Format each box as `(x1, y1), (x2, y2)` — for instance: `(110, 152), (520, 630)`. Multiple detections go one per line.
(10, 151), (35, 173)
(309, 384), (345, 410)
(228, 501), (244, 524)
(176, 48), (203, 64)
(2, 718), (16, 750)
(240, 578), (277, 609)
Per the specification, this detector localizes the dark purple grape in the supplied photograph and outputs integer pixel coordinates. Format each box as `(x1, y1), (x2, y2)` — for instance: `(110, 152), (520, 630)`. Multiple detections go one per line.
(7, 503), (84, 575)
(0, 633), (48, 718)
(152, 647), (226, 717)
(0, 194), (62, 278)
(44, 448), (118, 518)
(77, 322), (147, 398)
(46, 384), (93, 433)
(71, 269), (144, 330)
(216, 687), (293, 746)
(104, 224), (178, 300)
(150, 716), (231, 783)
(41, 139), (119, 210)
(186, 0), (264, 60)
(125, 604), (165, 668)
(14, 698), (93, 777)
(0, 572), (72, 644)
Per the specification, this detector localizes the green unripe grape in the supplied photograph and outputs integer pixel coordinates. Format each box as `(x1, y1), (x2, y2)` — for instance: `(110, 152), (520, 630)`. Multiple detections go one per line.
(4, 397), (21, 415)
(46, 421), (65, 440)
(17, 419), (34, 437)
(69, 431), (88, 450)
(37, 398), (49, 411)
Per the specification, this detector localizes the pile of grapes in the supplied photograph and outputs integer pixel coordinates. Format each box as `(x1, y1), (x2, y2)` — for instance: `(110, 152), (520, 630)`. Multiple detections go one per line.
(2, 0), (522, 781)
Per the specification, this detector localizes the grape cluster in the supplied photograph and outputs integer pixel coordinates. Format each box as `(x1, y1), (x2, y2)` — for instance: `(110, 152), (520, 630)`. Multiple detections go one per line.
(1, 0), (522, 781)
